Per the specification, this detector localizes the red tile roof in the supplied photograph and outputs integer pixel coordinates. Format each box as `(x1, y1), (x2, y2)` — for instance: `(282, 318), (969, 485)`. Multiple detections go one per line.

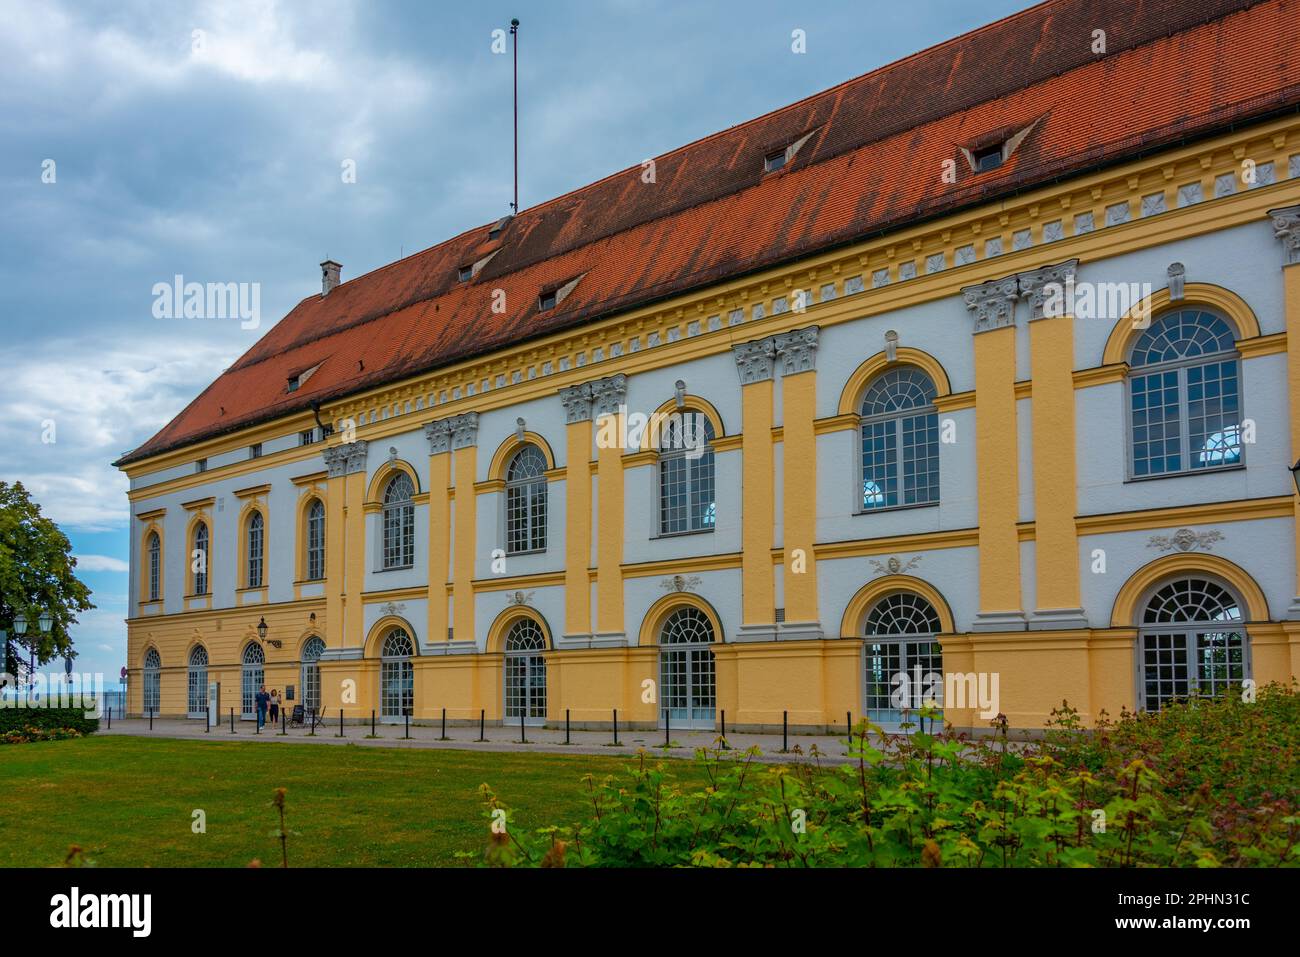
(117, 0), (1298, 466)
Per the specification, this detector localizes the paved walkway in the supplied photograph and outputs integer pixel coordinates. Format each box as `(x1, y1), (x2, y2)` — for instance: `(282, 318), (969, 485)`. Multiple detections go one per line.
(100, 716), (871, 765)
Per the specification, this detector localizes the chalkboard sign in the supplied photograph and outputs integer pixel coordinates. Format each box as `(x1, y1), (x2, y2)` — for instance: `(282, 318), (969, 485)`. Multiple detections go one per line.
(286, 685), (294, 701)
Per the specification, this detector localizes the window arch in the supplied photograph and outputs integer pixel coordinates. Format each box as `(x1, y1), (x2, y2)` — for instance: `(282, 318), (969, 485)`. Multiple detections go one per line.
(245, 511), (264, 588)
(858, 367), (940, 510)
(241, 642), (264, 719)
(300, 635), (326, 714)
(658, 606), (716, 729)
(504, 618), (547, 724)
(192, 521), (209, 596)
(143, 648), (161, 715)
(382, 474), (415, 569)
(380, 627), (414, 721)
(1128, 309), (1241, 477)
(658, 412), (716, 535)
(505, 444), (548, 553)
(1138, 576), (1248, 711)
(863, 592), (944, 728)
(187, 645), (208, 717)
(306, 499), (325, 581)
(146, 532), (161, 602)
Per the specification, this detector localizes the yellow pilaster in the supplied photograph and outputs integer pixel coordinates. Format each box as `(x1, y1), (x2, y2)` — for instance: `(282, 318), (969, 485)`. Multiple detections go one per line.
(593, 377), (626, 636)
(734, 339), (776, 635)
(323, 439), (369, 649)
(1028, 311), (1084, 623)
(1281, 239), (1300, 608)
(775, 328), (820, 629)
(452, 430), (477, 645)
(324, 472), (346, 646)
(560, 384), (594, 638)
(426, 422), (452, 644)
(343, 467), (366, 647)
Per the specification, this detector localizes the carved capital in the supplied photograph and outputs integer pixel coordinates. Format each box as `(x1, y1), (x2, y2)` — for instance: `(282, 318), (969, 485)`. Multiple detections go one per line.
(447, 412), (479, 450)
(773, 326), (819, 374)
(733, 337), (777, 384)
(962, 275), (1019, 333)
(423, 419), (452, 455)
(589, 373), (628, 419)
(323, 440), (368, 478)
(1018, 259), (1078, 320)
(1268, 205), (1300, 266)
(559, 382), (593, 423)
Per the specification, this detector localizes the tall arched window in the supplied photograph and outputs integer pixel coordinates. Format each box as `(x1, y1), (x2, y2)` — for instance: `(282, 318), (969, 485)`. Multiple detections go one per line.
(859, 367), (940, 510)
(300, 636), (326, 714)
(658, 413), (716, 535)
(864, 592), (944, 727)
(187, 645), (208, 717)
(1139, 577), (1247, 711)
(306, 499), (325, 580)
(1129, 309), (1241, 477)
(504, 619), (547, 724)
(505, 445), (548, 554)
(380, 628), (415, 721)
(143, 648), (161, 715)
(659, 606), (716, 729)
(192, 522), (209, 595)
(246, 511), (264, 588)
(146, 531), (161, 601)
(382, 474), (415, 569)
(241, 643), (265, 719)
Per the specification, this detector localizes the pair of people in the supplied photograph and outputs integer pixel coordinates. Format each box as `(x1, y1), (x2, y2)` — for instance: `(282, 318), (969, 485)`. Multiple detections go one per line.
(254, 686), (281, 728)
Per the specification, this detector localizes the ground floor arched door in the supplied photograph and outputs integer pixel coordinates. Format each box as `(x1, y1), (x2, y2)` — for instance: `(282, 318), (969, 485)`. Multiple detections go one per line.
(241, 643), (265, 719)
(658, 607), (716, 730)
(301, 636), (325, 715)
(379, 628), (414, 722)
(503, 619), (547, 726)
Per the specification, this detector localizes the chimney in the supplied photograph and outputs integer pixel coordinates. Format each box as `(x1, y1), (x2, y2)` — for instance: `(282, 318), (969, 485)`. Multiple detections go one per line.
(320, 260), (342, 297)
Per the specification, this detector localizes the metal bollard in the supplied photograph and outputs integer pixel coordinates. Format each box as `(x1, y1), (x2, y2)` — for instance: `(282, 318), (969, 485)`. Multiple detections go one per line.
(338, 708), (344, 738)
(477, 708), (486, 742)
(612, 708), (619, 746)
(371, 710), (376, 737)
(519, 709), (526, 744)
(404, 712), (410, 740)
(230, 708), (235, 733)
(281, 709), (286, 736)
(107, 706), (111, 729)
(720, 709), (730, 750)
(665, 710), (670, 749)
(149, 708), (154, 731)
(781, 710), (788, 753)
(847, 711), (852, 738)
(440, 707), (448, 741)
(206, 703), (211, 734)
(565, 708), (570, 746)
(310, 709), (316, 735)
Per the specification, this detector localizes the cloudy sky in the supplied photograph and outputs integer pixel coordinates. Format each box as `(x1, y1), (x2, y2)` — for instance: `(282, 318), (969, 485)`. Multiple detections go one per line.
(0, 0), (1029, 681)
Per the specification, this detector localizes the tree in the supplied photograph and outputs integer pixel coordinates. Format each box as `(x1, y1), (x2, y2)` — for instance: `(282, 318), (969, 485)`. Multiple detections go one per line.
(0, 481), (94, 681)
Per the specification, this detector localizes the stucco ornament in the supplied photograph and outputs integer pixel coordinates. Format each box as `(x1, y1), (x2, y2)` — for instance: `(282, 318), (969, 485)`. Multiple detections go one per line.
(506, 590), (535, 606)
(660, 574), (702, 593)
(380, 601), (407, 617)
(1147, 528), (1223, 553)
(869, 555), (922, 575)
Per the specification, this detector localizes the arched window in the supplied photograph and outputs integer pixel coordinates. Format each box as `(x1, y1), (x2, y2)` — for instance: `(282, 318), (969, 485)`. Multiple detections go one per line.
(241, 643), (265, 719)
(505, 445), (548, 554)
(1139, 577), (1247, 711)
(300, 636), (326, 714)
(658, 413), (716, 535)
(864, 592), (944, 727)
(146, 532), (161, 602)
(380, 628), (414, 721)
(143, 648), (161, 715)
(859, 368), (940, 510)
(1128, 309), (1241, 477)
(504, 619), (547, 724)
(659, 606), (716, 729)
(192, 522), (209, 595)
(187, 645), (208, 717)
(246, 511), (264, 589)
(306, 499), (325, 581)
(382, 473), (415, 569)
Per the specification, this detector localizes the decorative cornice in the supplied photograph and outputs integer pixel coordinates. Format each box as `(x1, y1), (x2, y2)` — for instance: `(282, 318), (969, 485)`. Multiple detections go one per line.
(773, 326), (819, 374)
(559, 382), (593, 423)
(423, 419), (451, 455)
(322, 440), (368, 478)
(1018, 259), (1078, 320)
(589, 373), (628, 418)
(1268, 204), (1300, 266)
(733, 337), (777, 384)
(962, 275), (1019, 333)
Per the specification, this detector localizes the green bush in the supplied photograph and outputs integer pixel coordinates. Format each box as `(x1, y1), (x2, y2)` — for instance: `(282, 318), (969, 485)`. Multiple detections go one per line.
(3, 726), (85, 745)
(0, 706), (99, 737)
(467, 683), (1299, 868)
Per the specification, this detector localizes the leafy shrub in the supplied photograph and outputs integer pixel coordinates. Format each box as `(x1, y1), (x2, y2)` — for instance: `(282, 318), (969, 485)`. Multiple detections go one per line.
(0, 706), (98, 736)
(3, 725), (85, 745)
(467, 683), (1299, 867)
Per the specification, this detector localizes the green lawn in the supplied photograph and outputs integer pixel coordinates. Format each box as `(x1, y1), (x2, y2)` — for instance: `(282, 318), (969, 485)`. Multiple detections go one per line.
(0, 736), (700, 867)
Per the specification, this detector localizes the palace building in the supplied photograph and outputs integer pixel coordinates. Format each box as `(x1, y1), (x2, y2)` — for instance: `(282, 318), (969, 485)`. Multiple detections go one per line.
(118, 0), (1300, 733)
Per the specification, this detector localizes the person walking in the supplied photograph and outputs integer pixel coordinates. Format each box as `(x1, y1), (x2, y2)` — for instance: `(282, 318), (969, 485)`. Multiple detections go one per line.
(269, 688), (280, 724)
(256, 685), (269, 730)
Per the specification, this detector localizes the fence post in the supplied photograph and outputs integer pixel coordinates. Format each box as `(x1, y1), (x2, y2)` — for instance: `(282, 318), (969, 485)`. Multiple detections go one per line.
(781, 710), (788, 753)
(477, 708), (486, 742)
(612, 708), (619, 746)
(338, 708), (344, 738)
(440, 707), (448, 741)
(565, 708), (570, 746)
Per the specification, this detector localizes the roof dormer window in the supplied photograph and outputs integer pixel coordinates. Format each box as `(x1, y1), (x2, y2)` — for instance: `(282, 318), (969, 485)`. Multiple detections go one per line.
(764, 149), (788, 173)
(538, 290), (558, 311)
(973, 144), (1004, 172)
(458, 265), (473, 282)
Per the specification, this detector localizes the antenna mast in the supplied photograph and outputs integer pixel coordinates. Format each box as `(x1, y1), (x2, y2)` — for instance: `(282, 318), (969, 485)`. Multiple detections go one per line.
(510, 18), (520, 213)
